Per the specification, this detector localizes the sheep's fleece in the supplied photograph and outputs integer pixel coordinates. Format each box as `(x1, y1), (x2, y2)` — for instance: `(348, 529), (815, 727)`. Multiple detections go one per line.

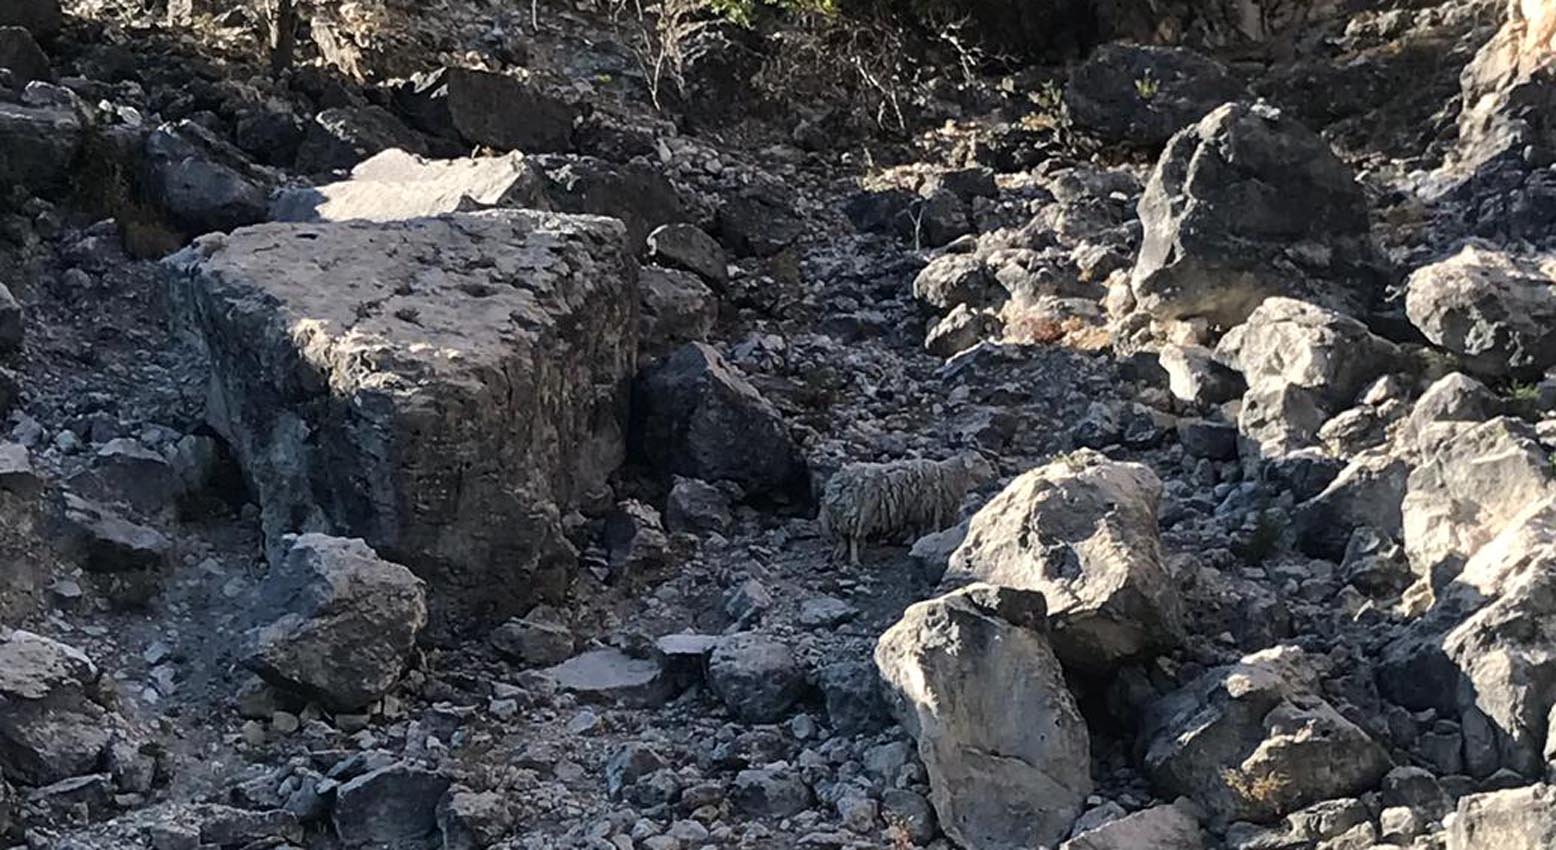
(819, 453), (995, 564)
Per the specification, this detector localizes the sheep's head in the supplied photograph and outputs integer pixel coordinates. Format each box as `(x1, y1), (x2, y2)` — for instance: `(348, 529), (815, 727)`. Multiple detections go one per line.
(958, 452), (998, 485)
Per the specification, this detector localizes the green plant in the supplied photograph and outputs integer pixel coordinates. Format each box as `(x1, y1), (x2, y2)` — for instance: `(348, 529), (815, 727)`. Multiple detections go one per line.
(1134, 67), (1159, 100)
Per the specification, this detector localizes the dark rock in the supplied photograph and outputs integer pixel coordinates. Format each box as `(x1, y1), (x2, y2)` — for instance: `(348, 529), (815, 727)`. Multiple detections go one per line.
(633, 342), (808, 502)
(815, 661), (888, 735)
(396, 67), (579, 153)
(0, 27), (51, 85)
(0, 96), (81, 194)
(639, 265), (717, 356)
(546, 648), (675, 707)
(646, 223), (728, 288)
(732, 767), (811, 818)
(1177, 418), (1239, 461)
(707, 633), (805, 723)
(246, 534), (427, 712)
(664, 476), (733, 534)
(144, 120), (277, 235)
(62, 493), (170, 572)
(293, 106), (428, 175)
(490, 605), (573, 667)
(1066, 44), (1248, 147)
(332, 763), (451, 849)
(716, 190), (804, 257)
(0, 0), (61, 38)
(0, 629), (115, 786)
(1131, 102), (1379, 327)
(538, 155), (685, 248)
(437, 788), (512, 850)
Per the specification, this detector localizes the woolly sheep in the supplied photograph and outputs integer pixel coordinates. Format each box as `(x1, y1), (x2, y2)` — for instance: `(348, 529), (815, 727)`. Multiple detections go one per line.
(819, 453), (996, 565)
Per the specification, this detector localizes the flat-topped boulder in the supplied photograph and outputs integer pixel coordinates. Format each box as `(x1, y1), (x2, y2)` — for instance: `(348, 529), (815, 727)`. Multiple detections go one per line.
(269, 149), (549, 224)
(167, 210), (637, 624)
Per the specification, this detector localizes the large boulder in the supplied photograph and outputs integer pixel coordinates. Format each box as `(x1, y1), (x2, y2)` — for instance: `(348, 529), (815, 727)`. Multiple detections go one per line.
(1065, 44), (1248, 147)
(632, 342), (808, 503)
(394, 67), (579, 154)
(246, 534), (427, 712)
(145, 120), (278, 235)
(293, 105), (428, 175)
(1060, 803), (1205, 850)
(0, 630), (115, 786)
(1447, 784), (1556, 850)
(945, 450), (1183, 672)
(1140, 646), (1390, 824)
(1216, 298), (1402, 413)
(1130, 102), (1378, 328)
(333, 763), (451, 849)
(0, 0), (61, 38)
(875, 584), (1092, 850)
(1454, 0), (1556, 172)
(1405, 246), (1556, 378)
(0, 96), (81, 194)
(1402, 417), (1556, 589)
(0, 27), (52, 84)
(1293, 449), (1409, 560)
(166, 210), (637, 623)
(707, 634), (806, 723)
(269, 149), (549, 223)
(537, 156), (686, 249)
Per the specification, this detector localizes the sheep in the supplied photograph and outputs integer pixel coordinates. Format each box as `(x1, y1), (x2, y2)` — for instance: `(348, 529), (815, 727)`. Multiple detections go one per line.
(819, 452), (997, 565)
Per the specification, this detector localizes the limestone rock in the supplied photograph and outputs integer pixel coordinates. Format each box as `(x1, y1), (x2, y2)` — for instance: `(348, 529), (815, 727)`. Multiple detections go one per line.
(167, 211), (636, 622)
(1405, 246), (1556, 378)
(269, 149), (549, 223)
(876, 583), (1092, 850)
(1402, 417), (1556, 588)
(0, 630), (114, 786)
(1216, 298), (1402, 412)
(946, 450), (1183, 671)
(1061, 803), (1205, 850)
(1131, 102), (1378, 327)
(1447, 783), (1556, 850)
(1140, 646), (1390, 824)
(246, 534), (426, 712)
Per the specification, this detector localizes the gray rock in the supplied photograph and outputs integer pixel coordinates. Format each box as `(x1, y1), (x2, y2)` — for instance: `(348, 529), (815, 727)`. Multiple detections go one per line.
(876, 583), (1091, 850)
(1140, 646), (1390, 824)
(708, 633), (804, 723)
(293, 105), (428, 174)
(1061, 803), (1204, 850)
(1159, 343), (1244, 406)
(716, 189), (805, 257)
(1454, 0), (1556, 172)
(1447, 783), (1556, 850)
(1237, 383), (1328, 457)
(732, 767), (811, 818)
(0, 283), (21, 355)
(946, 450), (1184, 672)
(1406, 246), (1556, 378)
(639, 266), (717, 356)
(1066, 44), (1248, 147)
(880, 788), (938, 845)
(1131, 102), (1378, 327)
(490, 605), (574, 667)
(1177, 418), (1239, 461)
(246, 534), (426, 712)
(925, 304), (1002, 358)
(814, 660), (888, 735)
(196, 806), (301, 847)
(269, 149), (548, 223)
(77, 438), (182, 516)
(540, 155), (686, 248)
(664, 476), (733, 534)
(62, 493), (170, 572)
(167, 211), (635, 623)
(646, 223), (728, 288)
(1217, 297), (1402, 413)
(546, 648), (675, 708)
(0, 629), (115, 785)
(913, 255), (998, 312)
(437, 787), (513, 850)
(0, 97), (81, 193)
(332, 763), (451, 849)
(395, 67), (578, 154)
(1294, 450), (1410, 560)
(0, 27), (51, 84)
(634, 342), (808, 502)
(0, 0), (60, 38)
(145, 120), (278, 235)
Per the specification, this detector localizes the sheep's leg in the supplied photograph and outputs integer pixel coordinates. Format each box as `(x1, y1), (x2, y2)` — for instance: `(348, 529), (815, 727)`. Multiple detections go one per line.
(849, 535), (861, 567)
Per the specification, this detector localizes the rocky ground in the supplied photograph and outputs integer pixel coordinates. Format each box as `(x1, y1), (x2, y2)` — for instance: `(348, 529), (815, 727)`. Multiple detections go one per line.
(2, 0), (1556, 848)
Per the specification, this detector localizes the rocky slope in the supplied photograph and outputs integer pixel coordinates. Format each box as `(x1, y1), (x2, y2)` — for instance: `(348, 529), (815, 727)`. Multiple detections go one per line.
(2, 0), (1556, 849)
